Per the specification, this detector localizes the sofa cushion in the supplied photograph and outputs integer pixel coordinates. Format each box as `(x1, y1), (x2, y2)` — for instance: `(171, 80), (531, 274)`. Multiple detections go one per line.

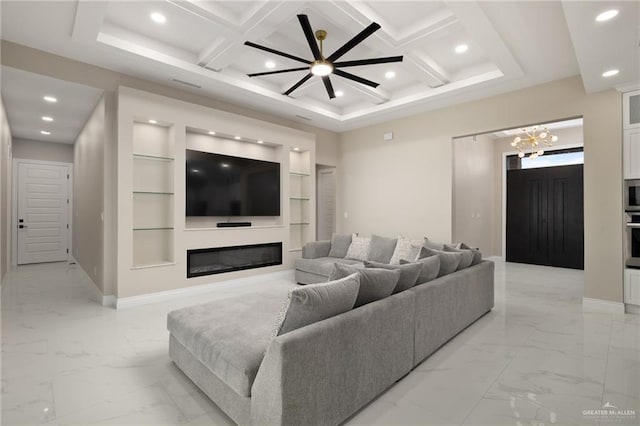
(296, 257), (363, 278)
(329, 263), (400, 307)
(419, 247), (462, 277)
(401, 254), (440, 284)
(423, 237), (445, 251)
(167, 287), (291, 397)
(328, 234), (353, 258)
(274, 274), (360, 336)
(443, 245), (474, 270)
(367, 235), (398, 264)
(364, 260), (423, 293)
(459, 242), (483, 265)
(345, 234), (371, 261)
(389, 237), (422, 265)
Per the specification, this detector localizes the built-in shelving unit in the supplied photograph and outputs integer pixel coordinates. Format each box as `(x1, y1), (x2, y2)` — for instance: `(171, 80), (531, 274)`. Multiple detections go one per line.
(132, 122), (175, 268)
(289, 150), (312, 251)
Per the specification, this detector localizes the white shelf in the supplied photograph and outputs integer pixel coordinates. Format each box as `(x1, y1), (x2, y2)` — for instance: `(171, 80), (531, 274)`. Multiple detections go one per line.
(132, 261), (177, 270)
(184, 225), (285, 231)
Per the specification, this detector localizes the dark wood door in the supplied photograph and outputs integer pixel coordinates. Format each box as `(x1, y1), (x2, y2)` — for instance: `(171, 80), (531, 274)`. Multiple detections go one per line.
(506, 164), (584, 269)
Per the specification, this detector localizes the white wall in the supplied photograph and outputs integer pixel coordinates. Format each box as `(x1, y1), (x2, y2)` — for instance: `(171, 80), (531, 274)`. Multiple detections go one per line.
(12, 137), (74, 163)
(339, 76), (622, 303)
(452, 134), (495, 255)
(73, 97), (105, 294)
(0, 97), (12, 283)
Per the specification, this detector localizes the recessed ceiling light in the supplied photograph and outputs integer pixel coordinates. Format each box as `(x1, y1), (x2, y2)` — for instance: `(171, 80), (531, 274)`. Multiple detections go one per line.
(602, 69), (619, 77)
(335, 90), (344, 97)
(221, 163), (230, 168)
(148, 119), (157, 124)
(455, 44), (468, 54)
(43, 96), (57, 103)
(385, 71), (396, 79)
(42, 116), (53, 122)
(293, 147), (300, 151)
(596, 9), (618, 22)
(208, 131), (216, 135)
(40, 130), (51, 135)
(265, 61), (276, 69)
(234, 136), (241, 140)
(257, 140), (264, 144)
(150, 12), (166, 24)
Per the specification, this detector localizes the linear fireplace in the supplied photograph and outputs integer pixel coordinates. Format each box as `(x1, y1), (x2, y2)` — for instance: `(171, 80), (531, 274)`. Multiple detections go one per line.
(187, 242), (283, 278)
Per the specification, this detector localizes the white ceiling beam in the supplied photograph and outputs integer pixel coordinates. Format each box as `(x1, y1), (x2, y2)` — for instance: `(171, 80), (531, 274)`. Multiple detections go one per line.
(72, 0), (109, 42)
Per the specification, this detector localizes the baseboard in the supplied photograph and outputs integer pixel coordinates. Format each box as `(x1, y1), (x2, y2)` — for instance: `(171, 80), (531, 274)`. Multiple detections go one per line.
(625, 304), (640, 315)
(72, 262), (116, 308)
(115, 269), (294, 309)
(582, 297), (625, 314)
(484, 256), (504, 262)
(102, 294), (116, 307)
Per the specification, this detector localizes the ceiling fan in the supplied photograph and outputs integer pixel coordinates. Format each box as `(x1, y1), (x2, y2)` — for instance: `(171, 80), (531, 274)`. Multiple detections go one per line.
(244, 14), (403, 99)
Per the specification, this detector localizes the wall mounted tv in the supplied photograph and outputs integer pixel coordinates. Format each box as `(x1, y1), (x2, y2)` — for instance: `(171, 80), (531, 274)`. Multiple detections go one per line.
(186, 149), (280, 217)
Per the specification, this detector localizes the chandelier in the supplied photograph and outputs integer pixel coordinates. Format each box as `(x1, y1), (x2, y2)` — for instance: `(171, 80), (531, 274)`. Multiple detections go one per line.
(511, 125), (558, 159)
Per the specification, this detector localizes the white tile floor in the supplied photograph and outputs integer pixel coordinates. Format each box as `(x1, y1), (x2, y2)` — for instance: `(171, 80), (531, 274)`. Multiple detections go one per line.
(1, 260), (639, 425)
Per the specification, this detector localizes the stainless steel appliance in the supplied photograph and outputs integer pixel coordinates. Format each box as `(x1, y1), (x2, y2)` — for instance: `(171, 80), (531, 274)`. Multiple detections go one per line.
(626, 215), (640, 268)
(625, 179), (640, 212)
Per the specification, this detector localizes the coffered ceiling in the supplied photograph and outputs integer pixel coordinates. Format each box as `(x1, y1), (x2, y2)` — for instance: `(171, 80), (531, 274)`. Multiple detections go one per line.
(0, 1), (637, 132)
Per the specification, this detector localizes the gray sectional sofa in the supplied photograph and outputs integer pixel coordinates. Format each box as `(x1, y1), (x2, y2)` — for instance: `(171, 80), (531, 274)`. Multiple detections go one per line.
(167, 236), (494, 426)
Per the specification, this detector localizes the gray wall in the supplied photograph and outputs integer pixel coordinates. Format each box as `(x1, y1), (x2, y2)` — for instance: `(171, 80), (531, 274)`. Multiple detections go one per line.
(73, 97), (105, 294)
(12, 137), (74, 163)
(339, 76), (622, 304)
(0, 97), (12, 283)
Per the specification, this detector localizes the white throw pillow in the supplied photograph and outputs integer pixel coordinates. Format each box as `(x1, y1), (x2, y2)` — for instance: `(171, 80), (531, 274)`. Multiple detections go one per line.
(345, 234), (371, 261)
(389, 236), (423, 265)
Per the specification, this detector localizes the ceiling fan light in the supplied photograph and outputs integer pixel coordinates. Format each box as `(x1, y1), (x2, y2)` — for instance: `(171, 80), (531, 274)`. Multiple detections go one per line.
(311, 61), (333, 76)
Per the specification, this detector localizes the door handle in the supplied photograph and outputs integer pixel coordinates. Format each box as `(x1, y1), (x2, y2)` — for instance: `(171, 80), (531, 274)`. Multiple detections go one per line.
(18, 225), (27, 229)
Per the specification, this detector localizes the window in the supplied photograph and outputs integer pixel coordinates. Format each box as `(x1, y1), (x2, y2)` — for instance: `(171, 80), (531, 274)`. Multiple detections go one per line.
(507, 148), (584, 170)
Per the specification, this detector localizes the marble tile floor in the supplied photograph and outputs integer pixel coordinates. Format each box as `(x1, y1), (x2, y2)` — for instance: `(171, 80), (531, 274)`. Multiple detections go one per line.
(1, 260), (639, 426)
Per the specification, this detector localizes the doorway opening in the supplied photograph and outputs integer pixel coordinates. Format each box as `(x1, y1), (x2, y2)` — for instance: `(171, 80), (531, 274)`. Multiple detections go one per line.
(316, 165), (336, 241)
(452, 117), (584, 269)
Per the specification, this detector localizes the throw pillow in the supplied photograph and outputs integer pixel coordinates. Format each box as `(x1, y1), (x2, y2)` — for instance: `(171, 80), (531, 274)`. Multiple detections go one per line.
(328, 233), (353, 258)
(389, 237), (423, 265)
(367, 234), (398, 264)
(459, 242), (482, 265)
(273, 273), (360, 336)
(364, 260), (423, 293)
(400, 255), (440, 284)
(419, 247), (462, 277)
(423, 237), (445, 251)
(443, 245), (474, 270)
(329, 263), (399, 307)
(345, 234), (371, 261)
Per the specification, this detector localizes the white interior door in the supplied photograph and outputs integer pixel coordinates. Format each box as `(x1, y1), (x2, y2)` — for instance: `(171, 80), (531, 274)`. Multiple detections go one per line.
(17, 162), (70, 264)
(317, 167), (336, 241)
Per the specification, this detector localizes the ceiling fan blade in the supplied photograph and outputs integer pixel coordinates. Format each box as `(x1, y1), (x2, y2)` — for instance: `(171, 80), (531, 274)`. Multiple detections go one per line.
(248, 67), (310, 77)
(334, 56), (403, 68)
(244, 41), (310, 65)
(333, 69), (380, 88)
(327, 22), (381, 62)
(298, 14), (322, 61)
(283, 73), (313, 96)
(322, 76), (336, 99)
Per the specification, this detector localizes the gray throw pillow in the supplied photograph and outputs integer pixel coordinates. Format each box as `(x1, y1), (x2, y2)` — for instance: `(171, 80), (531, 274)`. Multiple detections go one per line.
(423, 237), (445, 251)
(274, 273), (360, 336)
(443, 245), (474, 270)
(400, 255), (440, 284)
(419, 247), (462, 277)
(367, 234), (398, 264)
(329, 263), (399, 307)
(328, 234), (352, 258)
(459, 242), (482, 265)
(364, 260), (423, 293)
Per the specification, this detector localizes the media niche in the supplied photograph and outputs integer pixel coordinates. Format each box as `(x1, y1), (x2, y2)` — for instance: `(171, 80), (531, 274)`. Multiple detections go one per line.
(186, 150), (280, 217)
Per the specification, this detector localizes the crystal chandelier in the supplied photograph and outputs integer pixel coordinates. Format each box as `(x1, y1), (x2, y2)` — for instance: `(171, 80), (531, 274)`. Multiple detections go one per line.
(511, 125), (558, 159)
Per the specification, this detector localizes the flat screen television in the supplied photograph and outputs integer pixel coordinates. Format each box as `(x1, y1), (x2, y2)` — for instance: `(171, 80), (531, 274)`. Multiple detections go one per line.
(186, 149), (280, 217)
